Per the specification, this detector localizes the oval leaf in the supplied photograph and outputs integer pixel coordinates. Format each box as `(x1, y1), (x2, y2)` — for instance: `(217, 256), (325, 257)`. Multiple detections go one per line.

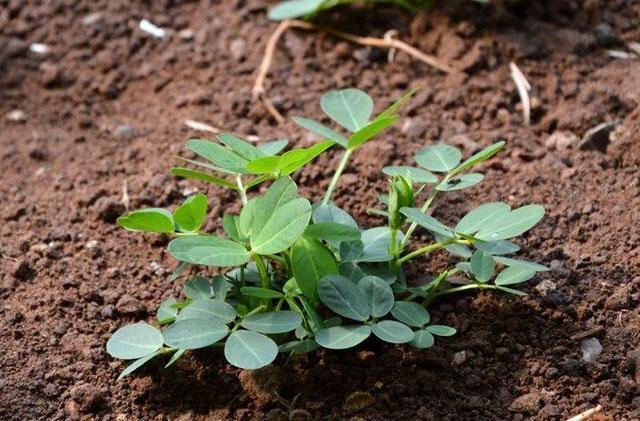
(224, 330), (278, 369)
(117, 208), (174, 233)
(357, 276), (394, 318)
(391, 301), (430, 328)
(240, 287), (284, 299)
(475, 239), (520, 255)
(291, 236), (339, 303)
(117, 350), (163, 380)
(456, 202), (511, 234)
(107, 323), (163, 360)
(268, 0), (324, 20)
(177, 299), (237, 324)
(183, 276), (213, 300)
(475, 204), (545, 241)
(470, 251), (495, 282)
(410, 330), (435, 349)
(315, 325), (371, 350)
(400, 208), (454, 238)
(426, 325), (457, 336)
(241, 311), (302, 334)
(318, 275), (371, 321)
(293, 117), (348, 147)
(304, 222), (361, 242)
(321, 89), (373, 133)
(494, 266), (536, 286)
(416, 145), (462, 172)
(455, 140), (505, 173)
(371, 320), (414, 344)
(169, 236), (250, 267)
(173, 194), (208, 232)
(163, 319), (229, 350)
(493, 256), (549, 272)
(157, 298), (178, 324)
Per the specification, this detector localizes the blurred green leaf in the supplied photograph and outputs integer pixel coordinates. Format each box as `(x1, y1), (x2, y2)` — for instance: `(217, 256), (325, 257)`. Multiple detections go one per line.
(117, 208), (174, 233)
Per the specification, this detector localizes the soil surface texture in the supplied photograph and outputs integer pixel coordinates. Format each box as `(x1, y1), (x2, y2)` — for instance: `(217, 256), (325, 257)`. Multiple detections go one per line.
(1, 0), (639, 420)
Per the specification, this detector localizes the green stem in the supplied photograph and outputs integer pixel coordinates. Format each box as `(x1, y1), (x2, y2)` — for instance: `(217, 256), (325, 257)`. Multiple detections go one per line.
(275, 298), (284, 311)
(231, 304), (266, 332)
(423, 268), (461, 305)
(236, 175), (248, 205)
(433, 283), (493, 297)
(322, 148), (353, 205)
(397, 238), (458, 265)
(254, 255), (271, 307)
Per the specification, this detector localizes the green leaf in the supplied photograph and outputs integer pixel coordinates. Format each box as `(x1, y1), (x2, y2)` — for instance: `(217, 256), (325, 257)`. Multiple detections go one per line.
(494, 266), (536, 286)
(304, 222), (361, 242)
(211, 275), (233, 300)
(321, 89), (373, 133)
(454, 140), (505, 173)
(173, 194), (207, 232)
(315, 325), (371, 350)
(246, 156), (280, 175)
(117, 208), (174, 233)
(117, 350), (162, 380)
(400, 208), (454, 238)
(475, 204), (545, 241)
(318, 275), (371, 321)
(177, 299), (237, 323)
(278, 140), (334, 175)
(371, 320), (414, 344)
(239, 197), (260, 238)
(426, 325), (457, 336)
(268, 0), (324, 20)
(455, 261), (472, 273)
(383, 166), (438, 184)
(241, 311), (302, 334)
(493, 256), (549, 272)
(157, 298), (178, 324)
(357, 227), (402, 262)
(217, 133), (264, 160)
(293, 117), (348, 147)
(416, 145), (462, 173)
(347, 116), (398, 149)
(279, 339), (319, 355)
(357, 276), (394, 318)
(340, 240), (364, 262)
(186, 139), (248, 174)
(183, 276), (213, 300)
(436, 173), (484, 191)
(456, 202), (511, 234)
(107, 323), (164, 360)
(240, 287), (284, 299)
(391, 302), (430, 328)
(163, 319), (229, 349)
(298, 295), (325, 333)
(291, 236), (339, 303)
(410, 330), (435, 349)
(164, 349), (186, 368)
(339, 262), (365, 283)
(475, 240), (520, 255)
(170, 167), (237, 189)
(224, 330), (278, 369)
(258, 139), (288, 156)
(222, 214), (243, 241)
(169, 236), (250, 267)
(313, 204), (358, 228)
(470, 251), (495, 282)
(251, 198), (311, 254)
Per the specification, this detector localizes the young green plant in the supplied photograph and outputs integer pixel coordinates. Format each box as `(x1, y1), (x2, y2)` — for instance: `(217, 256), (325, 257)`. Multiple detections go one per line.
(107, 88), (546, 380)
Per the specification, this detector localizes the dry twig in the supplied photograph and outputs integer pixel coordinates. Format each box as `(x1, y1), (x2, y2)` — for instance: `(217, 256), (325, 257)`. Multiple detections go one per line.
(509, 61), (531, 126)
(253, 19), (459, 123)
(566, 404), (603, 421)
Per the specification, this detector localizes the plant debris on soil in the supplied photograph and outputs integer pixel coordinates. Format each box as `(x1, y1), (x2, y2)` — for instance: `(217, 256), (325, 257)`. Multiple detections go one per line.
(1, 0), (639, 420)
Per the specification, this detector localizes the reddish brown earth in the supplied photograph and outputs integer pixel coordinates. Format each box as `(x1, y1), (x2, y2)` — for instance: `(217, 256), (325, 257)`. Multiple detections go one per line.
(1, 0), (640, 419)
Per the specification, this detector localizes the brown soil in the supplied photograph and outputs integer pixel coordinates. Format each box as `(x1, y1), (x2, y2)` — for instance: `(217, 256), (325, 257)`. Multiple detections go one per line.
(1, 0), (639, 420)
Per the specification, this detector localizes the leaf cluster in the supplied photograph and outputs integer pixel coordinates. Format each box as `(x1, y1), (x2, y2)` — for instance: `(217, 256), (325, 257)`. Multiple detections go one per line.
(109, 88), (546, 379)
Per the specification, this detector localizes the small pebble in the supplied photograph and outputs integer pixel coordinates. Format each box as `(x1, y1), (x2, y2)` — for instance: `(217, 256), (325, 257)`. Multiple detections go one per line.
(6, 110), (27, 123)
(580, 337), (603, 363)
(113, 124), (137, 141)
